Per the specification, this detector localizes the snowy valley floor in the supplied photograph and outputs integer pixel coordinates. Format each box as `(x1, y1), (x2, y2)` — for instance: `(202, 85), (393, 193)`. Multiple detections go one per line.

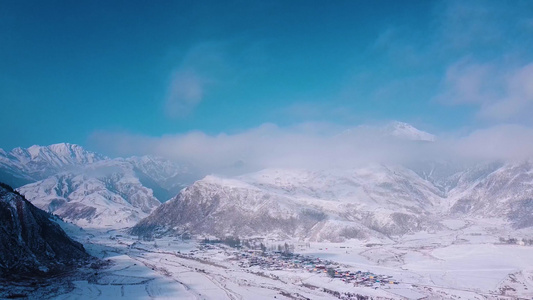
(3, 218), (533, 300)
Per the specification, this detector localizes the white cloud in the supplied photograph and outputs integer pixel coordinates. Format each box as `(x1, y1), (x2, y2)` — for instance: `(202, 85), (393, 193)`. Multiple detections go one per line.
(162, 39), (273, 118)
(478, 63), (533, 121)
(90, 123), (415, 174)
(435, 60), (533, 123)
(452, 124), (533, 161)
(165, 70), (205, 118)
(426, 1), (533, 124)
(163, 42), (229, 118)
(435, 59), (494, 105)
(89, 121), (533, 178)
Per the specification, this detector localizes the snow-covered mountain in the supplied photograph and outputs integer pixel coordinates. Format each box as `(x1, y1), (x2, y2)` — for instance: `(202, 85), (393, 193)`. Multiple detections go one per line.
(385, 121), (436, 142)
(448, 161), (533, 228)
(0, 143), (107, 188)
(132, 158), (533, 241)
(339, 121), (436, 144)
(131, 165), (445, 241)
(18, 160), (162, 228)
(0, 143), (193, 196)
(0, 143), (193, 228)
(0, 183), (91, 277)
(4, 122), (533, 238)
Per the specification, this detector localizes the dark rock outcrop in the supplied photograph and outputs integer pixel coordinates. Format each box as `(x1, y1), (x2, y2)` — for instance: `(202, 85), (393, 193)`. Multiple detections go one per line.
(0, 183), (91, 278)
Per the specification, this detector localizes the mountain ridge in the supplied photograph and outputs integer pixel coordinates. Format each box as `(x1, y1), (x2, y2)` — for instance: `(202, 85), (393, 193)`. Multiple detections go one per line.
(132, 160), (533, 241)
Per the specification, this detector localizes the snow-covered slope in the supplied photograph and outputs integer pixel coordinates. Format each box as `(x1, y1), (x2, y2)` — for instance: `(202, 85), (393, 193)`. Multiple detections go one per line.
(18, 160), (161, 228)
(0, 183), (91, 277)
(133, 158), (533, 241)
(132, 165), (444, 241)
(448, 161), (533, 228)
(339, 121), (436, 144)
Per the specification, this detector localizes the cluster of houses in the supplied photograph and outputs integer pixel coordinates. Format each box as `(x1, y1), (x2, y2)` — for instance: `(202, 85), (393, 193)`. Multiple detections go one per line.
(499, 236), (533, 246)
(320, 268), (398, 287)
(218, 248), (399, 288)
(234, 249), (324, 270)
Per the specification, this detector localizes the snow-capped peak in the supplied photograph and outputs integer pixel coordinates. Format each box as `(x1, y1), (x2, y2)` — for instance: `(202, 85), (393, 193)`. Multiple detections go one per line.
(17, 143), (106, 165)
(386, 121), (436, 142)
(0, 143), (109, 187)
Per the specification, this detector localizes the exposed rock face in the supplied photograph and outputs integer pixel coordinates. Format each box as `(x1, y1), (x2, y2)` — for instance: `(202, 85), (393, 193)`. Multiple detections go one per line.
(132, 177), (330, 240)
(0, 183), (91, 278)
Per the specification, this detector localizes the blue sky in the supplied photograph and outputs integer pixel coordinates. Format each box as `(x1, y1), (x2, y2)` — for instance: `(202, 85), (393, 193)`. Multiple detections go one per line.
(2, 0), (533, 159)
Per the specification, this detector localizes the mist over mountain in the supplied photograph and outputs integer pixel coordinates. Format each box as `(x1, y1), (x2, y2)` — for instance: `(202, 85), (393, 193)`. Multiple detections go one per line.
(125, 155), (192, 200)
(125, 122), (533, 241)
(3, 1), (533, 297)
(2, 122), (533, 240)
(91, 121), (533, 178)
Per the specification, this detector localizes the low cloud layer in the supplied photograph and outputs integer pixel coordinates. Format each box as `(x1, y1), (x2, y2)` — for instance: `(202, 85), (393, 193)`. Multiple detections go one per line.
(89, 122), (533, 176)
(451, 124), (533, 161)
(92, 1), (533, 176)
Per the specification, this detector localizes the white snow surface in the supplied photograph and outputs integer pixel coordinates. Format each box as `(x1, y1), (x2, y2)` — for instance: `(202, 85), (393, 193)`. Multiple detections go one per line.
(18, 160), (161, 228)
(15, 217), (532, 300)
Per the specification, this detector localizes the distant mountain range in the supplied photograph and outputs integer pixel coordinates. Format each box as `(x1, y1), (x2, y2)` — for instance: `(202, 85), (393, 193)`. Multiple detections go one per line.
(0, 143), (106, 188)
(131, 124), (533, 241)
(0, 143), (193, 228)
(2, 122), (533, 242)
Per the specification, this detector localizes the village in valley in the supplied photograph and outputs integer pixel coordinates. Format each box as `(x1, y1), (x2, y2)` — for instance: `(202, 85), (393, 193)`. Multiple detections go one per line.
(100, 219), (533, 300)
(4, 217), (533, 300)
(109, 233), (413, 299)
(196, 239), (399, 288)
